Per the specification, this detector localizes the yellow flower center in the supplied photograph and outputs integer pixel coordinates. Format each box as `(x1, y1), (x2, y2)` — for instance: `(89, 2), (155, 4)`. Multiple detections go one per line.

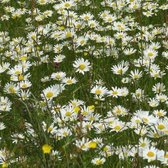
(84, 16), (89, 20)
(112, 91), (118, 95)
(82, 111), (88, 116)
(79, 64), (86, 70)
(153, 133), (159, 138)
(148, 52), (154, 57)
(140, 143), (146, 147)
(67, 79), (73, 84)
(9, 86), (16, 93)
(80, 40), (85, 45)
(103, 146), (108, 151)
(22, 84), (28, 88)
(65, 111), (72, 116)
(157, 124), (165, 130)
(95, 159), (103, 165)
(147, 151), (155, 157)
(15, 70), (21, 75)
(74, 106), (80, 113)
(157, 112), (163, 117)
(18, 74), (24, 81)
(20, 55), (27, 61)
(116, 109), (121, 115)
(64, 3), (71, 8)
(63, 132), (68, 136)
(114, 125), (121, 131)
(142, 117), (148, 123)
(88, 105), (95, 111)
(135, 119), (141, 123)
(164, 153), (168, 158)
(95, 89), (102, 95)
(59, 26), (65, 30)
(46, 92), (53, 98)
(66, 32), (72, 38)
(56, 74), (61, 80)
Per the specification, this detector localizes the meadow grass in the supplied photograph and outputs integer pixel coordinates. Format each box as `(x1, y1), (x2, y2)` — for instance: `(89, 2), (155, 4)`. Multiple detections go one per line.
(0, 0), (168, 167)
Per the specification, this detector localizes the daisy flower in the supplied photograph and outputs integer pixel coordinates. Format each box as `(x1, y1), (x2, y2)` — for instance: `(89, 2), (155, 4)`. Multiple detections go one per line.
(62, 77), (77, 85)
(0, 97), (12, 112)
(91, 157), (106, 165)
(4, 82), (19, 94)
(130, 69), (143, 80)
(0, 62), (10, 73)
(152, 82), (166, 94)
(51, 72), (66, 81)
(19, 81), (32, 89)
(42, 84), (65, 100)
(110, 121), (126, 132)
(61, 0), (76, 9)
(108, 87), (122, 98)
(111, 61), (129, 75)
(142, 147), (157, 162)
(73, 58), (91, 75)
(91, 85), (108, 99)
(144, 48), (158, 60)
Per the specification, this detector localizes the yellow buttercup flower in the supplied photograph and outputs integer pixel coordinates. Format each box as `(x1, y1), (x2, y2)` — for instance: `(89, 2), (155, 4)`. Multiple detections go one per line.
(42, 144), (52, 154)
(88, 141), (97, 149)
(2, 162), (8, 168)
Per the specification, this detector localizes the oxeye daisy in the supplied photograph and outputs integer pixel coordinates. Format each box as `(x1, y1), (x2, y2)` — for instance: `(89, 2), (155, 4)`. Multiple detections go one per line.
(61, 0), (75, 9)
(0, 97), (12, 112)
(62, 77), (77, 85)
(143, 147), (157, 162)
(37, 0), (48, 5)
(73, 58), (91, 75)
(111, 105), (128, 116)
(130, 69), (143, 80)
(42, 84), (65, 100)
(4, 83), (19, 94)
(90, 85), (108, 99)
(153, 109), (166, 117)
(152, 82), (166, 94)
(108, 87), (121, 98)
(110, 121), (125, 132)
(80, 13), (94, 21)
(144, 48), (158, 60)
(0, 62), (10, 73)
(51, 72), (66, 81)
(111, 61), (129, 75)
(19, 81), (32, 89)
(91, 157), (106, 165)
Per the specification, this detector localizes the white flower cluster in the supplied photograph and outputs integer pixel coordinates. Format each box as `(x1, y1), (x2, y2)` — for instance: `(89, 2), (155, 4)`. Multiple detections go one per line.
(0, 0), (167, 167)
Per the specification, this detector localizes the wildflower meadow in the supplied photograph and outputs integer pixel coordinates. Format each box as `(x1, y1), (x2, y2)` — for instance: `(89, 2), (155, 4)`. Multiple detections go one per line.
(0, 0), (168, 167)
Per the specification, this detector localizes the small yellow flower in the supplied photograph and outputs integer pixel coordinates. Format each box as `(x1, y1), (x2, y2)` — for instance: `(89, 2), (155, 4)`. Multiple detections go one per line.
(2, 162), (8, 168)
(42, 144), (52, 154)
(88, 141), (97, 149)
